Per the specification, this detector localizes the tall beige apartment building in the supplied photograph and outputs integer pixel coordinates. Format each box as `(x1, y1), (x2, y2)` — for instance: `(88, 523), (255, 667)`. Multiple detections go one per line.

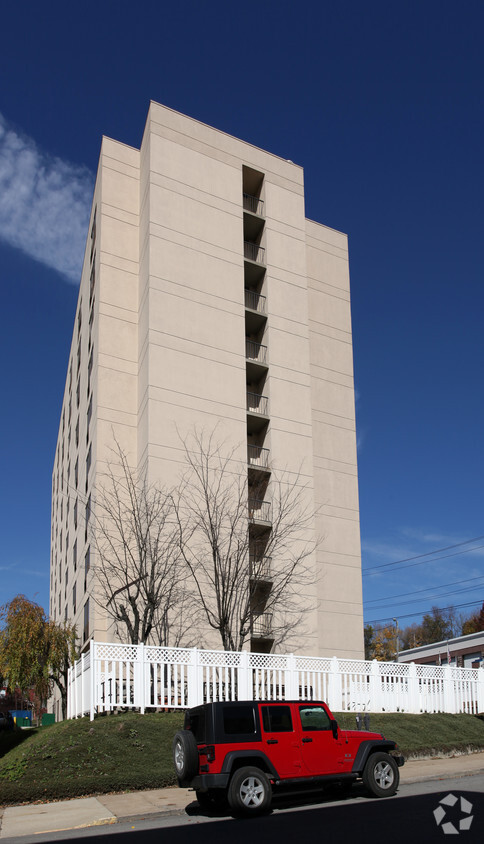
(50, 102), (363, 661)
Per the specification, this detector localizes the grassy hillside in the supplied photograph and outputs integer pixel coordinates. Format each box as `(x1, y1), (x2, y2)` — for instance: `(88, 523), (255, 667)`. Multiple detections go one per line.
(0, 710), (483, 806)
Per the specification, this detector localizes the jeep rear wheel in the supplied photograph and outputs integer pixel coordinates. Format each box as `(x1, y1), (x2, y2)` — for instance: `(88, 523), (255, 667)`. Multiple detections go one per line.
(228, 766), (272, 816)
(362, 752), (399, 797)
(172, 730), (198, 785)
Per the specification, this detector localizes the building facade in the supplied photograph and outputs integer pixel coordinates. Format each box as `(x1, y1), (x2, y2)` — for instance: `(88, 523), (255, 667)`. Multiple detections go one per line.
(50, 102), (363, 662)
(398, 631), (484, 668)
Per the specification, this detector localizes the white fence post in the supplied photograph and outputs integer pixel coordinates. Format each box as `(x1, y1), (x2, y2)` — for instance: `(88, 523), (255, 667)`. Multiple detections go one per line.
(369, 660), (381, 712)
(90, 640), (96, 721)
(328, 657), (342, 711)
(407, 662), (419, 713)
(237, 651), (252, 700)
(137, 643), (145, 714)
(477, 667), (484, 714)
(187, 648), (198, 707)
(285, 654), (298, 699)
(443, 664), (456, 713)
(67, 665), (72, 719)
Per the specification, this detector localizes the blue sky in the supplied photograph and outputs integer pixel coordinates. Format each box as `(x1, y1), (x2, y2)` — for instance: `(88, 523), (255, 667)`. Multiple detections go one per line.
(1, 0), (483, 636)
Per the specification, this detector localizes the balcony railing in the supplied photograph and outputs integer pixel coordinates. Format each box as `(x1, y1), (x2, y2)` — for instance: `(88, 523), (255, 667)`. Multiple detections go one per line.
(252, 612), (273, 637)
(247, 445), (270, 469)
(246, 340), (267, 365)
(244, 289), (267, 314)
(244, 241), (265, 264)
(246, 391), (268, 416)
(249, 556), (272, 581)
(248, 498), (272, 523)
(243, 193), (264, 216)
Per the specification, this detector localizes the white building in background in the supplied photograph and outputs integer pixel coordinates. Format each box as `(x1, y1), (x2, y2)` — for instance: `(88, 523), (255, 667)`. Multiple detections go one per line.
(50, 102), (363, 664)
(398, 631), (484, 668)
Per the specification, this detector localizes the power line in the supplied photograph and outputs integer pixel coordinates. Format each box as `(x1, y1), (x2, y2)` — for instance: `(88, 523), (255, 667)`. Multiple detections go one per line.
(365, 584), (484, 613)
(364, 574), (484, 605)
(366, 598), (483, 626)
(363, 539), (484, 576)
(363, 534), (484, 572)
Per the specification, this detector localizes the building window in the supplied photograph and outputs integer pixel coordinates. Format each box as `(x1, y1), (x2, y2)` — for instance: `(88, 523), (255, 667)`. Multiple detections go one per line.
(73, 539), (77, 571)
(73, 583), (77, 615)
(74, 458), (79, 489)
(84, 546), (90, 591)
(83, 598), (90, 643)
(87, 395), (92, 429)
(86, 444), (92, 479)
(75, 417), (79, 447)
(76, 378), (80, 409)
(85, 494), (91, 542)
(74, 498), (78, 529)
(89, 263), (96, 303)
(77, 299), (82, 336)
(89, 301), (95, 348)
(77, 338), (81, 376)
(87, 348), (93, 396)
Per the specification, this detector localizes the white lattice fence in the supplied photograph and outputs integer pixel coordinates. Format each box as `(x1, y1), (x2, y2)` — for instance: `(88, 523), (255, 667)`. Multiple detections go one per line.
(67, 641), (484, 720)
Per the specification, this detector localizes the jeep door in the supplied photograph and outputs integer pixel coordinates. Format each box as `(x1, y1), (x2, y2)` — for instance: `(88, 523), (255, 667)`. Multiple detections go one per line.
(297, 704), (344, 775)
(259, 704), (303, 777)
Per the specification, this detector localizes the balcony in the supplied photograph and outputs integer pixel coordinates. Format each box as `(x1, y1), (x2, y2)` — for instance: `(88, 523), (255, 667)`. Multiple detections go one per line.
(244, 241), (265, 265)
(251, 612), (273, 637)
(247, 444), (270, 471)
(249, 555), (272, 582)
(247, 391), (268, 415)
(245, 289), (266, 334)
(243, 193), (264, 216)
(248, 498), (272, 525)
(245, 289), (266, 314)
(246, 340), (267, 365)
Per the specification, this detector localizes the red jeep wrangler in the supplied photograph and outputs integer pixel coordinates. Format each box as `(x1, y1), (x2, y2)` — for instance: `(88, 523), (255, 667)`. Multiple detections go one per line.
(173, 700), (404, 815)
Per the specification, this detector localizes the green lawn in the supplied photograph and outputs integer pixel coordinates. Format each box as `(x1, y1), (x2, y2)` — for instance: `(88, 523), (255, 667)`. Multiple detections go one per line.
(0, 710), (483, 806)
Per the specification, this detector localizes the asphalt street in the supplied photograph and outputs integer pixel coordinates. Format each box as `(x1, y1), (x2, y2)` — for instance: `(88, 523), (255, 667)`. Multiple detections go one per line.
(2, 775), (483, 844)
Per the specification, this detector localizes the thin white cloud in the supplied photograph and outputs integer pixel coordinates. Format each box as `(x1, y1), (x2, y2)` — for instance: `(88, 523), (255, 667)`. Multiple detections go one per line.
(0, 113), (94, 283)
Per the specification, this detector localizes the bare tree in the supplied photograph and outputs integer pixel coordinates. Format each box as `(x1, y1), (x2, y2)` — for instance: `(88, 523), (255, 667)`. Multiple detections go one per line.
(92, 444), (187, 645)
(174, 430), (316, 652)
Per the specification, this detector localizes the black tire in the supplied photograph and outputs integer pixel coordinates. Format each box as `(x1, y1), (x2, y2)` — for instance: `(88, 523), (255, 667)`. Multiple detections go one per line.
(362, 752), (399, 797)
(172, 730), (198, 785)
(227, 766), (272, 816)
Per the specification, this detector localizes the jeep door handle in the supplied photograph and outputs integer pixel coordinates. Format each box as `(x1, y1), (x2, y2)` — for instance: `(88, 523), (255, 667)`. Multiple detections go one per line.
(302, 737), (313, 743)
(266, 739), (278, 744)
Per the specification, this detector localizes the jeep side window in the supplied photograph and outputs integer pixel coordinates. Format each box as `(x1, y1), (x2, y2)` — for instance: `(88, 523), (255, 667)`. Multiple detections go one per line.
(222, 705), (256, 735)
(261, 705), (293, 732)
(299, 705), (332, 731)
(187, 711), (206, 742)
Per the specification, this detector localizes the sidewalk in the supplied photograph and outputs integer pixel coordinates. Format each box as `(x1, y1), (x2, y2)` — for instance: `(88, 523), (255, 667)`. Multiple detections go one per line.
(1, 753), (483, 839)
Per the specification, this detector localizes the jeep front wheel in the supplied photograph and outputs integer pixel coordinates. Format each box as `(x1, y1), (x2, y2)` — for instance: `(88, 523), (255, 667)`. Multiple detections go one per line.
(362, 752), (399, 797)
(172, 730), (198, 785)
(228, 766), (272, 815)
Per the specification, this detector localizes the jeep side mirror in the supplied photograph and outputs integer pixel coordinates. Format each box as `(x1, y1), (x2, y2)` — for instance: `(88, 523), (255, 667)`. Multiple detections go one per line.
(330, 719), (338, 739)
